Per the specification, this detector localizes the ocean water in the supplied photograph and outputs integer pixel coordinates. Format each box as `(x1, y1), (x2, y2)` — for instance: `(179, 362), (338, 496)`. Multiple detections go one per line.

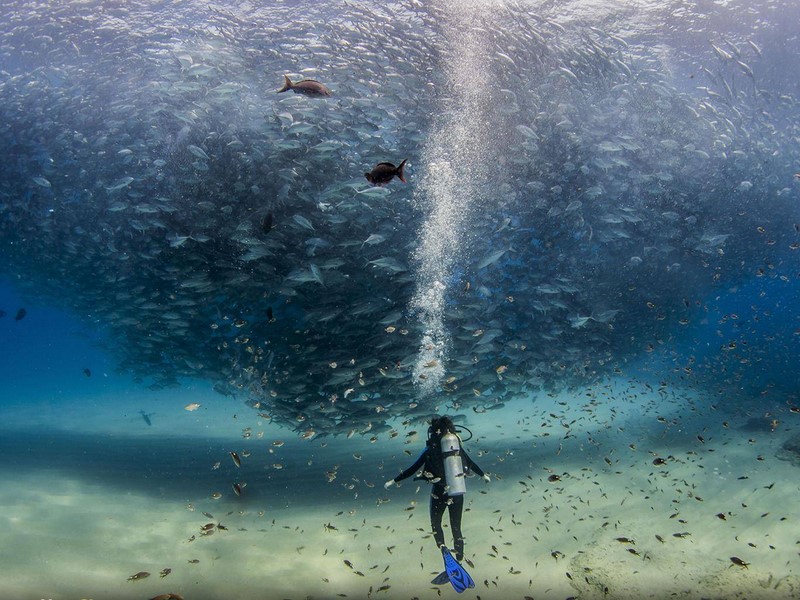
(1, 0), (799, 599)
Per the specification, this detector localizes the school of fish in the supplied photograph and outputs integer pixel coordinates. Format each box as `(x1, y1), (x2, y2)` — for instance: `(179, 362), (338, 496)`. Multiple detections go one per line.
(0, 0), (798, 439)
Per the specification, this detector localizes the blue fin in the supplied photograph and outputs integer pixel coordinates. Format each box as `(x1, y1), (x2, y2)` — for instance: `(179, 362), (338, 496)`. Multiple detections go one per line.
(442, 547), (475, 593)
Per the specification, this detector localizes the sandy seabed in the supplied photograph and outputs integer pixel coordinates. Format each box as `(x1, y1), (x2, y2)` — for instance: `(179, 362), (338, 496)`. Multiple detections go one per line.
(1, 376), (799, 600)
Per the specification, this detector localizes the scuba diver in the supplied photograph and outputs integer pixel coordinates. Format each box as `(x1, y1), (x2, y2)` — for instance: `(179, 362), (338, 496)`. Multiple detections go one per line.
(384, 416), (489, 569)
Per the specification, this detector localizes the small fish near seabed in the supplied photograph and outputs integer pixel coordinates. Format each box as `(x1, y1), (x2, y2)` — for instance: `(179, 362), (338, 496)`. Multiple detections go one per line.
(140, 410), (154, 426)
(277, 75), (331, 96)
(730, 556), (750, 568)
(364, 160), (407, 186)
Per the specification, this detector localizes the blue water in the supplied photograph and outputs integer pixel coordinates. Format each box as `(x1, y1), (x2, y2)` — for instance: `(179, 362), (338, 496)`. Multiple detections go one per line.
(0, 278), (120, 399)
(674, 277), (800, 399)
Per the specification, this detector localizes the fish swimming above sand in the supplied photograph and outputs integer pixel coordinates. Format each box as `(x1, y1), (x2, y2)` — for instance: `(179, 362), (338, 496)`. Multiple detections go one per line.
(277, 75), (331, 96)
(364, 160), (407, 185)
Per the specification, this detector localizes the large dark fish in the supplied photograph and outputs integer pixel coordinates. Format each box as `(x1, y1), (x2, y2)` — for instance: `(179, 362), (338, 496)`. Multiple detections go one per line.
(364, 160), (407, 186)
(14, 308), (26, 321)
(277, 75), (331, 97)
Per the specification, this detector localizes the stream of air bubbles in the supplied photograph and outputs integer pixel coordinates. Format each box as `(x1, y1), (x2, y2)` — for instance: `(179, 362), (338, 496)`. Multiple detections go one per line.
(411, 1), (493, 396)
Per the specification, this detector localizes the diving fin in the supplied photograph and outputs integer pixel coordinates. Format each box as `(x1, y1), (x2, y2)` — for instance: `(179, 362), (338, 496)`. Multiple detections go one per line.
(431, 571), (450, 585)
(441, 547), (475, 593)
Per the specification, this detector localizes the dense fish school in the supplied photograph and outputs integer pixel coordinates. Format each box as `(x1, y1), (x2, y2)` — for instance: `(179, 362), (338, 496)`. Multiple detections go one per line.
(1, 0), (798, 438)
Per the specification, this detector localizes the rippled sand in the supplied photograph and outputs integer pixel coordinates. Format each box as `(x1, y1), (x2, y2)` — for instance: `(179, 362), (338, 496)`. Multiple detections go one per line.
(1, 378), (798, 599)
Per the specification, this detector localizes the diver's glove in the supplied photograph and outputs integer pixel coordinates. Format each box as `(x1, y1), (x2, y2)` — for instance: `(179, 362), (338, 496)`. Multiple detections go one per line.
(383, 479), (395, 490)
(482, 474), (491, 483)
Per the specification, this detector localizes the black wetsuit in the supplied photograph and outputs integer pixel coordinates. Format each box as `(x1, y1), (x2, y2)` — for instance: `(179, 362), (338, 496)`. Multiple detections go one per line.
(393, 437), (485, 561)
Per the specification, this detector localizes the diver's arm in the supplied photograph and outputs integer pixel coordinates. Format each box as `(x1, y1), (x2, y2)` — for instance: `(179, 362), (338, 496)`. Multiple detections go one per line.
(394, 449), (428, 482)
(385, 449), (428, 488)
(460, 448), (486, 478)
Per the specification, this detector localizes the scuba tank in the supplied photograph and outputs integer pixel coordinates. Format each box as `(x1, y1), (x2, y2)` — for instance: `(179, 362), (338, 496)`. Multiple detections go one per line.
(440, 431), (466, 496)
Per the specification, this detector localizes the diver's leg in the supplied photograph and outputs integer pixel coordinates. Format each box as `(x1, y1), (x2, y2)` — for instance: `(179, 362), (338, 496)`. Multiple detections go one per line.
(430, 487), (447, 550)
(448, 495), (465, 561)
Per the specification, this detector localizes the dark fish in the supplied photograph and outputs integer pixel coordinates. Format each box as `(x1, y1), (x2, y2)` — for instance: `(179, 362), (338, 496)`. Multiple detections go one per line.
(277, 75), (331, 96)
(83, 368), (92, 377)
(730, 556), (749, 568)
(267, 307), (274, 322)
(159, 568), (171, 578)
(127, 571), (150, 581)
(14, 308), (26, 321)
(547, 474), (561, 482)
(232, 482), (242, 496)
(230, 451), (241, 467)
(364, 160), (407, 185)
(261, 212), (273, 233)
(653, 457), (667, 466)
(139, 410), (153, 426)
(0, 310), (5, 318)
